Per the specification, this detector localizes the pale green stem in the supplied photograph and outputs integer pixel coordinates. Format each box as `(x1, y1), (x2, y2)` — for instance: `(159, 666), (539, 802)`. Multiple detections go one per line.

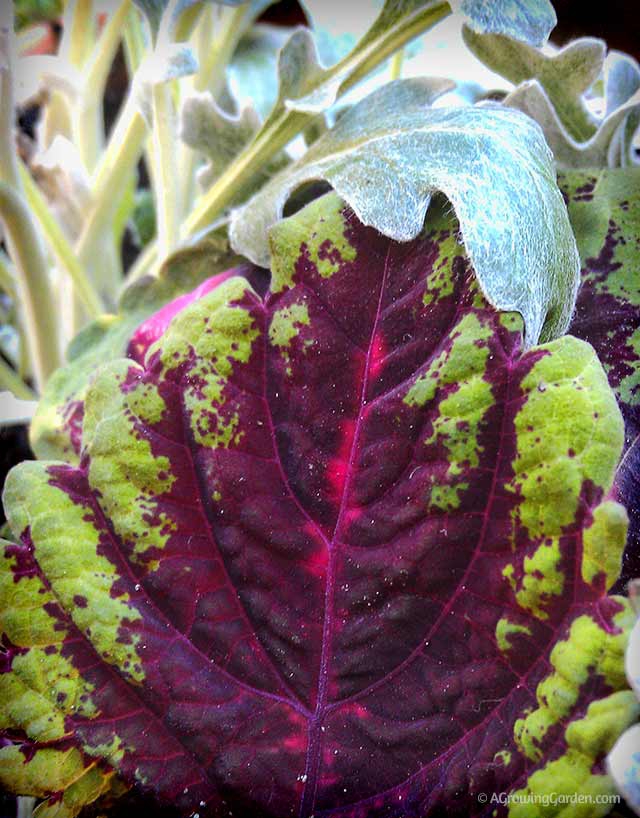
(183, 109), (308, 237)
(177, 3), (251, 223)
(0, 30), (19, 189)
(76, 94), (148, 304)
(74, 0), (132, 172)
(0, 355), (36, 401)
(151, 82), (180, 256)
(0, 251), (15, 297)
(18, 162), (104, 316)
(125, 236), (158, 284)
(0, 20), (59, 388)
(16, 797), (36, 818)
(0, 184), (61, 389)
(39, 91), (73, 149)
(62, 0), (95, 67)
(183, 1), (451, 237)
(123, 5), (147, 75)
(390, 49), (405, 80)
(174, 2), (205, 42)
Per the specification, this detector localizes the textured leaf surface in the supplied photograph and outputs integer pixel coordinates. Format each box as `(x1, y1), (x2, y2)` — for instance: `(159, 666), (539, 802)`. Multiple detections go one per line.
(30, 237), (260, 463)
(300, 0), (555, 79)
(462, 28), (603, 141)
(231, 79), (580, 345)
(561, 168), (640, 590)
(264, 0), (554, 117)
(228, 24), (292, 120)
(181, 91), (289, 192)
(1, 193), (635, 817)
(607, 615), (640, 815)
(453, 0), (556, 47)
(504, 80), (640, 169)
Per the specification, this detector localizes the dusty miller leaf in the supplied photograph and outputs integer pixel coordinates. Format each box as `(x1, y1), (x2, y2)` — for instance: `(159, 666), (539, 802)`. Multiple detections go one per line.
(462, 28), (603, 141)
(134, 43), (198, 124)
(604, 51), (640, 168)
(228, 24), (293, 120)
(181, 90), (290, 194)
(452, 0), (556, 47)
(274, 0), (555, 113)
(181, 91), (261, 187)
(606, 51), (640, 116)
(231, 78), (580, 345)
(504, 79), (640, 169)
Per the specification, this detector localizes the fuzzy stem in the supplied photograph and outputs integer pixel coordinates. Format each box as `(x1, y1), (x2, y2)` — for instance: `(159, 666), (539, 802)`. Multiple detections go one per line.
(390, 48), (405, 80)
(0, 184), (61, 389)
(75, 93), (147, 304)
(0, 18), (60, 388)
(125, 238), (158, 284)
(0, 251), (15, 298)
(19, 162), (104, 317)
(151, 82), (180, 256)
(177, 3), (253, 222)
(64, 0), (95, 67)
(73, 0), (132, 172)
(183, 1), (450, 237)
(0, 355), (36, 401)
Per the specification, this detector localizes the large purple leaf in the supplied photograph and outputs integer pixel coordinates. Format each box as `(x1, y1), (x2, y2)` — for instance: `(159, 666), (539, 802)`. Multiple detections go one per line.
(561, 168), (640, 591)
(30, 237), (266, 464)
(1, 193), (636, 817)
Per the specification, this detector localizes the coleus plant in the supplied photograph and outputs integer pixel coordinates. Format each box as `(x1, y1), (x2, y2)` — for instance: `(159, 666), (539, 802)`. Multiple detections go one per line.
(0, 0), (639, 817)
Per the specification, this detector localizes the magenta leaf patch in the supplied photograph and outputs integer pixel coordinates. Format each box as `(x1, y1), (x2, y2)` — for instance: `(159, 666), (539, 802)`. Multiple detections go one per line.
(1, 193), (635, 817)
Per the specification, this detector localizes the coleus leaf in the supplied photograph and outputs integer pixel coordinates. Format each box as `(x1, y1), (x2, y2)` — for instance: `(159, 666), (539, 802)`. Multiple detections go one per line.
(30, 236), (265, 463)
(560, 168), (640, 590)
(231, 78), (580, 346)
(1, 192), (636, 816)
(608, 607), (640, 814)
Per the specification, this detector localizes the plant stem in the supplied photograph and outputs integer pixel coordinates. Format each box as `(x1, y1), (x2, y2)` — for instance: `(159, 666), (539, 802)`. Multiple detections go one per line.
(390, 48), (405, 80)
(0, 28), (18, 190)
(0, 354), (36, 401)
(0, 251), (15, 298)
(0, 184), (61, 389)
(64, 0), (95, 67)
(73, 0), (131, 173)
(176, 3), (253, 223)
(75, 94), (147, 304)
(123, 5), (147, 75)
(126, 239), (158, 284)
(183, 108), (307, 237)
(183, 1), (450, 238)
(18, 162), (104, 317)
(0, 18), (60, 388)
(151, 82), (180, 256)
